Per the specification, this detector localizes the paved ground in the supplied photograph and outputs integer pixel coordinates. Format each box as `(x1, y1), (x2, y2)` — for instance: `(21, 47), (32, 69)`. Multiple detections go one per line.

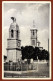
(4, 62), (49, 78)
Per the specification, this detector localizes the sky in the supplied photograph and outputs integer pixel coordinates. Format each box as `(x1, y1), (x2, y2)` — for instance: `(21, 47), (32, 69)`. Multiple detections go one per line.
(2, 2), (51, 56)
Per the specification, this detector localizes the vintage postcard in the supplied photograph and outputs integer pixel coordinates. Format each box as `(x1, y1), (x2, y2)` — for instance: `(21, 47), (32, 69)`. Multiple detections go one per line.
(2, 1), (51, 80)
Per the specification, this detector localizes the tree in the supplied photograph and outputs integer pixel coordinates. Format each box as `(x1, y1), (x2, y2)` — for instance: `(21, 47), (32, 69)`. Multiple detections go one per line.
(34, 47), (42, 60)
(33, 47), (38, 60)
(21, 46), (49, 61)
(21, 46), (34, 60)
(41, 49), (49, 60)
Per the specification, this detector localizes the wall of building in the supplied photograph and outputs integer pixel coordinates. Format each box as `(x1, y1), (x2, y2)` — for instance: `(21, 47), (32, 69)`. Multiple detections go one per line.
(7, 50), (16, 62)
(16, 50), (22, 61)
(7, 40), (16, 48)
(7, 39), (21, 49)
(7, 49), (21, 62)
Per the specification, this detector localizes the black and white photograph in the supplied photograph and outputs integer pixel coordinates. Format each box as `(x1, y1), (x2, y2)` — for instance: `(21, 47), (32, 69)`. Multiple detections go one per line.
(2, 1), (51, 79)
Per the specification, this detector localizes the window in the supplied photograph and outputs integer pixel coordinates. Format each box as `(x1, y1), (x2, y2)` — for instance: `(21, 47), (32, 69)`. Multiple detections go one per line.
(17, 42), (20, 47)
(11, 30), (14, 38)
(17, 30), (18, 38)
(33, 30), (34, 35)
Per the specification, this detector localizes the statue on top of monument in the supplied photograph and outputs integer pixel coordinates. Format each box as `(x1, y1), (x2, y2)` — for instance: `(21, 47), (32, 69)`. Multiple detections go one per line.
(11, 17), (16, 22)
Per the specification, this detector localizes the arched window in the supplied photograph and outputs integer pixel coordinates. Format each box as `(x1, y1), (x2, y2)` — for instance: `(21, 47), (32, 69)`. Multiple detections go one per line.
(33, 30), (34, 35)
(17, 30), (18, 38)
(11, 30), (14, 38)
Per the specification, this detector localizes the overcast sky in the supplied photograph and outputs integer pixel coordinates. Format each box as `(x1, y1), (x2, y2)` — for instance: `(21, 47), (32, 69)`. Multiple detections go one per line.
(2, 2), (51, 56)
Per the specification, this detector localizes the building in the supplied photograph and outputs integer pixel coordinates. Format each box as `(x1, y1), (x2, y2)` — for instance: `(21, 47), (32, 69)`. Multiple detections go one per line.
(30, 21), (38, 48)
(7, 17), (21, 62)
(30, 20), (43, 50)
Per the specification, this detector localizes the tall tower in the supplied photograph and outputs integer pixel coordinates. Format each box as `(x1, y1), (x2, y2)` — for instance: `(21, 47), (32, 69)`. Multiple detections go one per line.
(7, 17), (21, 62)
(30, 21), (38, 48)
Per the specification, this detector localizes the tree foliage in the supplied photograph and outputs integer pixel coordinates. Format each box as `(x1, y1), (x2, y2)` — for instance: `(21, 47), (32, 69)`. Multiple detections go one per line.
(21, 46), (49, 60)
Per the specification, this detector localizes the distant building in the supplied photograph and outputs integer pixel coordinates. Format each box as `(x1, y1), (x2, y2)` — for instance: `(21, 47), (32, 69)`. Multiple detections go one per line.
(30, 21), (38, 48)
(30, 20), (43, 50)
(7, 17), (21, 62)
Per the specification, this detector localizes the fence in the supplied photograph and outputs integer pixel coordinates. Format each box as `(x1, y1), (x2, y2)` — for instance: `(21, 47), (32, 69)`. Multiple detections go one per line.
(4, 62), (38, 71)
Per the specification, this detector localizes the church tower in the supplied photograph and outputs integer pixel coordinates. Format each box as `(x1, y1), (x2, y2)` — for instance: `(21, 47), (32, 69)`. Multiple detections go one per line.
(7, 17), (21, 62)
(30, 21), (38, 48)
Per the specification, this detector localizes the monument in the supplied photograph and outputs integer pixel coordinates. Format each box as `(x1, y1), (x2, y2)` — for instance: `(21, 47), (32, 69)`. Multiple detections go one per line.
(7, 17), (21, 62)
